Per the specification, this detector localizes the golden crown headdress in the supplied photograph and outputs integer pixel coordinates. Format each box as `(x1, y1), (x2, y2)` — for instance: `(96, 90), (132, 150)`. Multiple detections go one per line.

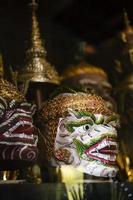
(18, 0), (60, 85)
(62, 62), (108, 81)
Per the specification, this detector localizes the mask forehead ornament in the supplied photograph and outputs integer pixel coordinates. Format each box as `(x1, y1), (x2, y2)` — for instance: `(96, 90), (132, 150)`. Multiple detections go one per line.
(39, 92), (119, 178)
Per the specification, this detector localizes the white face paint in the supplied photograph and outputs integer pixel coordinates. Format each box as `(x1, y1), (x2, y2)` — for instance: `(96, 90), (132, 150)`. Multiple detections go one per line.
(52, 110), (119, 178)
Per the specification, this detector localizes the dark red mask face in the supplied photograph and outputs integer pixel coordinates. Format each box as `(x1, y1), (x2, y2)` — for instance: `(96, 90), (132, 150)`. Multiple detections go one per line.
(0, 97), (38, 161)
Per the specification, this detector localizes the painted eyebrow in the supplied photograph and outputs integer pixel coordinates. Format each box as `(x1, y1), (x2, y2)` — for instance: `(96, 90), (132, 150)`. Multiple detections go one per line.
(77, 111), (96, 121)
(104, 114), (119, 124)
(65, 119), (93, 133)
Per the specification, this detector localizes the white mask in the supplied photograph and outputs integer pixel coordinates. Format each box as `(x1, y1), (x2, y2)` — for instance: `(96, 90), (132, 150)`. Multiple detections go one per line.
(52, 109), (119, 178)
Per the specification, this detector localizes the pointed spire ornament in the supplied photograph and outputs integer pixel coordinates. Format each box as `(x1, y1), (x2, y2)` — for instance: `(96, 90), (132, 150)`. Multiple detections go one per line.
(121, 11), (133, 41)
(18, 0), (60, 88)
(0, 54), (4, 78)
(124, 11), (130, 30)
(121, 10), (133, 64)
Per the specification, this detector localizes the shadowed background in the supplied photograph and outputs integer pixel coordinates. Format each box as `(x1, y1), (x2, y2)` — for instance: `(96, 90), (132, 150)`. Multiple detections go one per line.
(0, 0), (133, 78)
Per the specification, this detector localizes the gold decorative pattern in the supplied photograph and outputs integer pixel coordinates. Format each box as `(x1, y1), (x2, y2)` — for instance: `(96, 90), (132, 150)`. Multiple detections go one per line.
(62, 62), (108, 81)
(41, 93), (113, 121)
(18, 0), (60, 84)
(0, 78), (25, 101)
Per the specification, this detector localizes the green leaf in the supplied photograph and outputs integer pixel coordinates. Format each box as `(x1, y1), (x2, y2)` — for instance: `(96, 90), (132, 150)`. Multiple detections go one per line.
(77, 111), (96, 122)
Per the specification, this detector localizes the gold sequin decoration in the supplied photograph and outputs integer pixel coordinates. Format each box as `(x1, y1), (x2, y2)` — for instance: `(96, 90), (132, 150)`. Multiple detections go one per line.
(17, 1), (60, 85)
(0, 79), (25, 102)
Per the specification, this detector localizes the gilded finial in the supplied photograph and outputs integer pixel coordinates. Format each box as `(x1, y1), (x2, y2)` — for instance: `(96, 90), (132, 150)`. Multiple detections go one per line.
(121, 10), (133, 65)
(30, 0), (38, 7)
(124, 10), (130, 29)
(0, 54), (4, 78)
(121, 10), (133, 42)
(17, 0), (60, 88)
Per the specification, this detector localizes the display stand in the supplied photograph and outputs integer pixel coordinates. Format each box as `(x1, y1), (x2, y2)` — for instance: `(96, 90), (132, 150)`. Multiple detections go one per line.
(0, 181), (132, 200)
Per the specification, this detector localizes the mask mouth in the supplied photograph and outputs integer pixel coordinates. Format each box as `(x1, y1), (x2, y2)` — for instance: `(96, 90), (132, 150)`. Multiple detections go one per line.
(0, 112), (37, 146)
(85, 137), (118, 165)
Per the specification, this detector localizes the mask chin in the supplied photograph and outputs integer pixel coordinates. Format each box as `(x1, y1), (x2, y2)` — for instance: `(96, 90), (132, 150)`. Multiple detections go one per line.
(82, 160), (118, 178)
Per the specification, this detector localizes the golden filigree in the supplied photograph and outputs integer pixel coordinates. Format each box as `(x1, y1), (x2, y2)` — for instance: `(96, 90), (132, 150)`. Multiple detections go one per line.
(41, 93), (113, 121)
(0, 78), (25, 101)
(18, 0), (60, 84)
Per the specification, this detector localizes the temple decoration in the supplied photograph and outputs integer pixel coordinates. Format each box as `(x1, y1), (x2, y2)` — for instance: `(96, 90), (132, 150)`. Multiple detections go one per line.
(17, 0), (60, 108)
(115, 11), (133, 78)
(0, 54), (4, 78)
(0, 78), (38, 169)
(38, 92), (119, 178)
(114, 11), (133, 180)
(61, 62), (116, 111)
(115, 73), (133, 181)
(121, 11), (133, 65)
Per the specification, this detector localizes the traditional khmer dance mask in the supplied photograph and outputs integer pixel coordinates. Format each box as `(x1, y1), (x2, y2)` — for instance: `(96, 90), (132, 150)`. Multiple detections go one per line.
(0, 79), (38, 162)
(39, 92), (119, 177)
(61, 63), (116, 111)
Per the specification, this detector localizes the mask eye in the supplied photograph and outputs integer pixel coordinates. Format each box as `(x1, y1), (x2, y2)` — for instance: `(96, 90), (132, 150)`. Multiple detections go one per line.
(83, 124), (90, 131)
(103, 124), (110, 127)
